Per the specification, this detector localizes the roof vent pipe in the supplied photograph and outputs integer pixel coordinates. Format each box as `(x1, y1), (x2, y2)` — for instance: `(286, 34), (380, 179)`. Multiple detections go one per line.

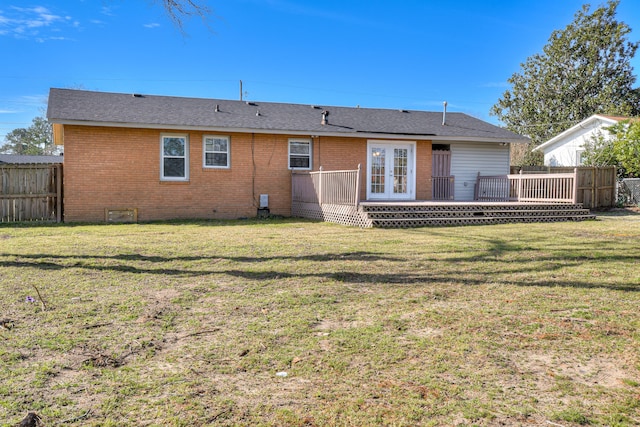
(321, 110), (329, 125)
(215, 104), (220, 112)
(442, 101), (448, 126)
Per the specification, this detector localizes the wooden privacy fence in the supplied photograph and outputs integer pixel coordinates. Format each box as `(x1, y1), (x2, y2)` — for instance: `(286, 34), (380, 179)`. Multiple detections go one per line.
(511, 166), (617, 208)
(0, 164), (63, 222)
(291, 165), (371, 227)
(475, 170), (578, 203)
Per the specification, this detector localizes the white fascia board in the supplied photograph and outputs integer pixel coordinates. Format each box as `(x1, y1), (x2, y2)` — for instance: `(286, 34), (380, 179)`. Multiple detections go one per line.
(534, 115), (621, 151)
(50, 119), (528, 143)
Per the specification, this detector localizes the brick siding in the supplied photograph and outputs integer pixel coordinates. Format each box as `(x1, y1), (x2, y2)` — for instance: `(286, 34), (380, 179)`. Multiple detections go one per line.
(61, 125), (433, 222)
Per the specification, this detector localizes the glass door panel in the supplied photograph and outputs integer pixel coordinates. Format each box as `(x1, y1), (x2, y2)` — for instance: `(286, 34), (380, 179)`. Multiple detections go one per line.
(370, 147), (386, 194)
(368, 143), (413, 200)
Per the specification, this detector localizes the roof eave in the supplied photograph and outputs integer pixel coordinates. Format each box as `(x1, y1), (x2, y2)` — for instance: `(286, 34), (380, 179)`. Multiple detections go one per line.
(49, 119), (528, 143)
(534, 114), (621, 151)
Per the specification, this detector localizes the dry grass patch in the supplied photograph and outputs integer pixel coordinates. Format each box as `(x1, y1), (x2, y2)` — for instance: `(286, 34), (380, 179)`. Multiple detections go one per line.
(1, 214), (639, 426)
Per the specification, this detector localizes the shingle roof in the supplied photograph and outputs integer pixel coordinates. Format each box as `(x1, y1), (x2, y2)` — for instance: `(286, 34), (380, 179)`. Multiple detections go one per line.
(0, 154), (63, 164)
(47, 88), (528, 143)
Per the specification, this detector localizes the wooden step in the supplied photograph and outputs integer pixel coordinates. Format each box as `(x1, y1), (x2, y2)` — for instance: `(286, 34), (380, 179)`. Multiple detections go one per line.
(360, 203), (585, 213)
(366, 209), (591, 219)
(370, 214), (596, 228)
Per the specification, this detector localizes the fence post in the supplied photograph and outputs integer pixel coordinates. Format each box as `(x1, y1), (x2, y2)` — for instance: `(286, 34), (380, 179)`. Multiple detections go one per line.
(354, 164), (361, 206)
(56, 164), (62, 223)
(593, 167), (598, 209)
(573, 168), (578, 204)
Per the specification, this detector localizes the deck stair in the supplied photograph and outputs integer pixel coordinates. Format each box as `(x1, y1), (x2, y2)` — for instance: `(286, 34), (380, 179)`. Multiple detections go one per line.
(360, 202), (595, 228)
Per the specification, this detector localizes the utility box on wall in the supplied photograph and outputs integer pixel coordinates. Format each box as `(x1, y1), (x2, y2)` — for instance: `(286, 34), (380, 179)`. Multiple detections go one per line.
(259, 194), (269, 208)
(258, 194), (270, 218)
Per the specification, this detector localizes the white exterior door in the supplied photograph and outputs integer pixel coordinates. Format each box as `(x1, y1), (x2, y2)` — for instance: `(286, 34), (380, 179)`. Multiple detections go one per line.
(367, 141), (415, 200)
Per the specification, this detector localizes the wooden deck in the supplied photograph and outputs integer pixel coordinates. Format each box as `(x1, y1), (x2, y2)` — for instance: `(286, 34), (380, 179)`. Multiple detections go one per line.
(359, 201), (595, 228)
(291, 167), (596, 228)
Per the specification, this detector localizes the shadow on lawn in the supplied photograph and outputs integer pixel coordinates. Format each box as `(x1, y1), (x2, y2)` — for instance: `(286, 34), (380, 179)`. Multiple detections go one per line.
(1, 246), (638, 292)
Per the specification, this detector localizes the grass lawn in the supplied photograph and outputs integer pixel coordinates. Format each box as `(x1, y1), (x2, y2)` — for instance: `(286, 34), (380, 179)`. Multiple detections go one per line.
(1, 212), (639, 426)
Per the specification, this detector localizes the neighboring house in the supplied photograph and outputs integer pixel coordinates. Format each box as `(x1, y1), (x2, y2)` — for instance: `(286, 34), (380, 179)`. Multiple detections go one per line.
(534, 114), (627, 167)
(46, 88), (528, 222)
(0, 154), (63, 164)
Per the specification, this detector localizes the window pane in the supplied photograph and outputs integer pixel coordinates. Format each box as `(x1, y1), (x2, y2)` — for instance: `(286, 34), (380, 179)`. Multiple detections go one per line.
(164, 158), (185, 177)
(205, 153), (215, 165)
(213, 139), (228, 152)
(206, 153), (228, 167)
(164, 137), (185, 156)
(205, 140), (215, 151)
(290, 156), (310, 168)
(290, 142), (310, 155)
(213, 153), (227, 166)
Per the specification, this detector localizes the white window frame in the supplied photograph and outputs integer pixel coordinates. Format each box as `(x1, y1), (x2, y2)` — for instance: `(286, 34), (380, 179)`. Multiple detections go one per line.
(160, 134), (189, 181)
(288, 138), (312, 170)
(203, 135), (231, 169)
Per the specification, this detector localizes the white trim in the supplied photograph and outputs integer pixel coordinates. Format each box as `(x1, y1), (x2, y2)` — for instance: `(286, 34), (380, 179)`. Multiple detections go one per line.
(202, 135), (231, 169)
(49, 119), (529, 144)
(160, 133), (189, 181)
(366, 140), (416, 200)
(534, 114), (623, 151)
(288, 138), (312, 170)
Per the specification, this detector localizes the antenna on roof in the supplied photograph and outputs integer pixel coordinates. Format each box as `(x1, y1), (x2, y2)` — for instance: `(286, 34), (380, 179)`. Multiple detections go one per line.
(442, 101), (448, 126)
(239, 80), (243, 101)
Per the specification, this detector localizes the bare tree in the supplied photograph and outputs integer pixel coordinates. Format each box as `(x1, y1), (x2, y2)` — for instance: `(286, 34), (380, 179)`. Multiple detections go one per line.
(154, 0), (212, 32)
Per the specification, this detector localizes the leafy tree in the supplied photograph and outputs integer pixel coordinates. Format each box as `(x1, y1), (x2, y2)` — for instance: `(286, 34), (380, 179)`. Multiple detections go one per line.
(609, 120), (640, 177)
(491, 0), (639, 164)
(0, 116), (55, 155)
(581, 129), (617, 168)
(583, 120), (640, 177)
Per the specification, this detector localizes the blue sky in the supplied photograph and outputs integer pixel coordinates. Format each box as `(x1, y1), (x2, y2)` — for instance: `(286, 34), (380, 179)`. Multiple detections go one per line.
(1, 0), (639, 141)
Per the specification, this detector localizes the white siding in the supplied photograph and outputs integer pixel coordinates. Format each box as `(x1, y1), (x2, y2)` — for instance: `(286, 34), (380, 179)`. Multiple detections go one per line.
(543, 121), (612, 167)
(449, 142), (510, 201)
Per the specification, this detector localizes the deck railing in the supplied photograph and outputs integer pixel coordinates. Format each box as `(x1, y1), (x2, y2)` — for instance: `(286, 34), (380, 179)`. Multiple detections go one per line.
(292, 165), (371, 227)
(292, 165), (361, 206)
(475, 170), (578, 203)
(432, 175), (455, 200)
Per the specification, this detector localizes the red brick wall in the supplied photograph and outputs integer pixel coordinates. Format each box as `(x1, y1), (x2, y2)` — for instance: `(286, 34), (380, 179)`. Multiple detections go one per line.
(417, 140), (433, 200)
(61, 125), (433, 221)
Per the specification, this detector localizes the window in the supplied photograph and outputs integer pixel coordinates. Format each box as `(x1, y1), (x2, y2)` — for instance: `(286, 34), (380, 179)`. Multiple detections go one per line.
(289, 139), (312, 170)
(577, 150), (585, 166)
(161, 134), (189, 181)
(203, 135), (230, 168)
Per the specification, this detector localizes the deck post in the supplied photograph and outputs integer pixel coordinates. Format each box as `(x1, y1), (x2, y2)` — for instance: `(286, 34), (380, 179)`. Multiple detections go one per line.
(517, 170), (523, 202)
(318, 166), (323, 206)
(354, 164), (361, 206)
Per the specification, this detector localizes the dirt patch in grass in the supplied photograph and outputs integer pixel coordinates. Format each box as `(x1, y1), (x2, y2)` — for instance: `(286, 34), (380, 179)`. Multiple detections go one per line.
(516, 351), (634, 389)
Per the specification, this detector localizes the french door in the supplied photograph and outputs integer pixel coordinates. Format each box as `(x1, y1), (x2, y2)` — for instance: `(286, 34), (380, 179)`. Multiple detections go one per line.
(367, 141), (415, 200)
